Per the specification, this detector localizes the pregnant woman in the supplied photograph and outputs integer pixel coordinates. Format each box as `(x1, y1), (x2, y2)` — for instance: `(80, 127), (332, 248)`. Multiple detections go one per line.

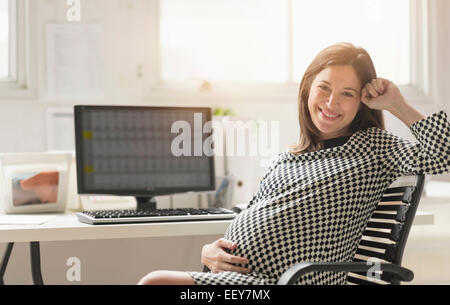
(138, 42), (450, 285)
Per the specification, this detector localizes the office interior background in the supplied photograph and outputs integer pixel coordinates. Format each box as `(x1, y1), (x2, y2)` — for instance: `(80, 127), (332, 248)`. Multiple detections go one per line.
(0, 0), (449, 284)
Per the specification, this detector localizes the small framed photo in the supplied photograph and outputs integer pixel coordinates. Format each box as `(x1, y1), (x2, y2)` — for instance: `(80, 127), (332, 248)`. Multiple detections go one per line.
(0, 152), (72, 214)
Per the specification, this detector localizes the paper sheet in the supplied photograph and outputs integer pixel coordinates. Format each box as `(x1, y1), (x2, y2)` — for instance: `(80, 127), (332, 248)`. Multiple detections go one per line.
(0, 215), (56, 225)
(46, 23), (103, 101)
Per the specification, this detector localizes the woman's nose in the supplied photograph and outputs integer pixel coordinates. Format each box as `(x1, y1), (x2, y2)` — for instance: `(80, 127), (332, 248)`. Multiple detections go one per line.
(326, 92), (341, 107)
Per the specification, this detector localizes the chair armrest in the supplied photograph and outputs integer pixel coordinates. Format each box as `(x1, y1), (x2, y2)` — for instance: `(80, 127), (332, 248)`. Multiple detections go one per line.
(277, 262), (414, 285)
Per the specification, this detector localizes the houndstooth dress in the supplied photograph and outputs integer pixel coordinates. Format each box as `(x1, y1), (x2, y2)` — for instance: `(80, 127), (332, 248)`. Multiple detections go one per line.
(187, 110), (450, 285)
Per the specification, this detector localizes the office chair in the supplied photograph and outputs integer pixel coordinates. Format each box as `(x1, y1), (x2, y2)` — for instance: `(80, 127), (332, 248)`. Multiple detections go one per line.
(203, 174), (425, 285)
(277, 174), (425, 285)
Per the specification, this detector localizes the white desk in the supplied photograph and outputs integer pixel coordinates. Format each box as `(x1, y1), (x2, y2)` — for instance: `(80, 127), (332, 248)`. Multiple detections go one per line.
(0, 213), (232, 243)
(0, 211), (434, 285)
(0, 213), (231, 285)
(0, 211), (434, 243)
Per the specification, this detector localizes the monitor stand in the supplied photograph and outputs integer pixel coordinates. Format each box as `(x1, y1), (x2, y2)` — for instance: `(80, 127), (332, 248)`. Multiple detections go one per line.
(135, 196), (157, 210)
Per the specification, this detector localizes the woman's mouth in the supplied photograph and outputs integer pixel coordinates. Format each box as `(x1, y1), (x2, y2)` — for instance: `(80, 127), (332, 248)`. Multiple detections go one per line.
(319, 108), (341, 121)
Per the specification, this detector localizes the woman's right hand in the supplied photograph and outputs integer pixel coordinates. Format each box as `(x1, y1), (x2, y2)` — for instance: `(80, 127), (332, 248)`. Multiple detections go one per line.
(201, 238), (251, 274)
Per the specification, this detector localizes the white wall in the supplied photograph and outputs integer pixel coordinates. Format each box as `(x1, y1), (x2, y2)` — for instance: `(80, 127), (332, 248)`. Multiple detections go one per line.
(0, 0), (449, 284)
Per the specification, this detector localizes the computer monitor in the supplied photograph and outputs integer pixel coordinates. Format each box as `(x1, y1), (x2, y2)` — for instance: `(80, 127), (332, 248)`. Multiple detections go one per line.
(74, 105), (215, 210)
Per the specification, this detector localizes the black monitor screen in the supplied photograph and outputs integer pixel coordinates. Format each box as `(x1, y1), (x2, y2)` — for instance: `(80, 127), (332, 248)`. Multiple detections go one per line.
(74, 105), (215, 197)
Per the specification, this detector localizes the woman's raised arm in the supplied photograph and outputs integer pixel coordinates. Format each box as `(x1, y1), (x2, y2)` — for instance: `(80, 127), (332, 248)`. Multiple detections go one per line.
(362, 78), (449, 178)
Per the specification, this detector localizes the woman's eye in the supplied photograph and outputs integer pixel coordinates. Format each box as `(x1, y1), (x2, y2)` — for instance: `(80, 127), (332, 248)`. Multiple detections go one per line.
(319, 85), (330, 91)
(342, 92), (354, 97)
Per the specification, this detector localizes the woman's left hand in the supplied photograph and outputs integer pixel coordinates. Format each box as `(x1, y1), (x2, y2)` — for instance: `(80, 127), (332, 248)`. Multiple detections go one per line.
(361, 78), (406, 111)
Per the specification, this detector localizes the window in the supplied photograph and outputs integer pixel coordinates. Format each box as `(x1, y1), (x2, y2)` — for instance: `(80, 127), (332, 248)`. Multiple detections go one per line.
(160, 0), (289, 83)
(0, 0), (9, 79)
(291, 0), (410, 85)
(158, 0), (418, 96)
(0, 0), (36, 96)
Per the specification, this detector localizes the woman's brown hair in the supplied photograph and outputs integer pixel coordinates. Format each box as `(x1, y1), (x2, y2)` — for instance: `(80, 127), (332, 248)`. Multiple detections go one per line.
(288, 42), (385, 155)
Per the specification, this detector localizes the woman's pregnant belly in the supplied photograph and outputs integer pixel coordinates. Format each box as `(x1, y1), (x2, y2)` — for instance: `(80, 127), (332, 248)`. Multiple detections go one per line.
(223, 201), (335, 280)
(223, 205), (298, 279)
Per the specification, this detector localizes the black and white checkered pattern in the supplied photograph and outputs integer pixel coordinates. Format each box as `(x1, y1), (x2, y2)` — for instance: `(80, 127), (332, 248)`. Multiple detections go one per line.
(187, 111), (449, 285)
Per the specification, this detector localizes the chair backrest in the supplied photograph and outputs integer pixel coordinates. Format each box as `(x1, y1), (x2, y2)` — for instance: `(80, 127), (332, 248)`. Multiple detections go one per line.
(348, 174), (426, 285)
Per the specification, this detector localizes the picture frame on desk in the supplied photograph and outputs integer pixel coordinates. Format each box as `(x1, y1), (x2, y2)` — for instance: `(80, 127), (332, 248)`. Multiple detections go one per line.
(0, 152), (72, 214)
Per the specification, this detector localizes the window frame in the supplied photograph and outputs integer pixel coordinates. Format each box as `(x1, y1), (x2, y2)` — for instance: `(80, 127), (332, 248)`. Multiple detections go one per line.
(0, 0), (37, 98)
(147, 0), (432, 104)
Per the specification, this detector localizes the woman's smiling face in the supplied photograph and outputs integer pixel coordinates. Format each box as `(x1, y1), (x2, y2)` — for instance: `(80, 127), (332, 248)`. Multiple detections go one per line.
(307, 65), (362, 140)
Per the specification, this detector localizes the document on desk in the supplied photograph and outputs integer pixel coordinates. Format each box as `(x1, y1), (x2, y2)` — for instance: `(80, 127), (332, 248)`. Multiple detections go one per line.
(0, 215), (56, 225)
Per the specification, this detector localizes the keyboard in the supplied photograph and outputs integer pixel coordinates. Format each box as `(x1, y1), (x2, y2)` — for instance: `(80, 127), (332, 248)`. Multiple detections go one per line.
(76, 207), (238, 225)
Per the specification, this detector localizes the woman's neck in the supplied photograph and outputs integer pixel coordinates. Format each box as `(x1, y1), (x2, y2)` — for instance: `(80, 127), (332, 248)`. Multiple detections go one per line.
(321, 134), (351, 141)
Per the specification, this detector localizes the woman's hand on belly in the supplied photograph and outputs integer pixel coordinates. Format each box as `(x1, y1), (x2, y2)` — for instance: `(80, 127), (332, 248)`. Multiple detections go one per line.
(201, 238), (251, 274)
